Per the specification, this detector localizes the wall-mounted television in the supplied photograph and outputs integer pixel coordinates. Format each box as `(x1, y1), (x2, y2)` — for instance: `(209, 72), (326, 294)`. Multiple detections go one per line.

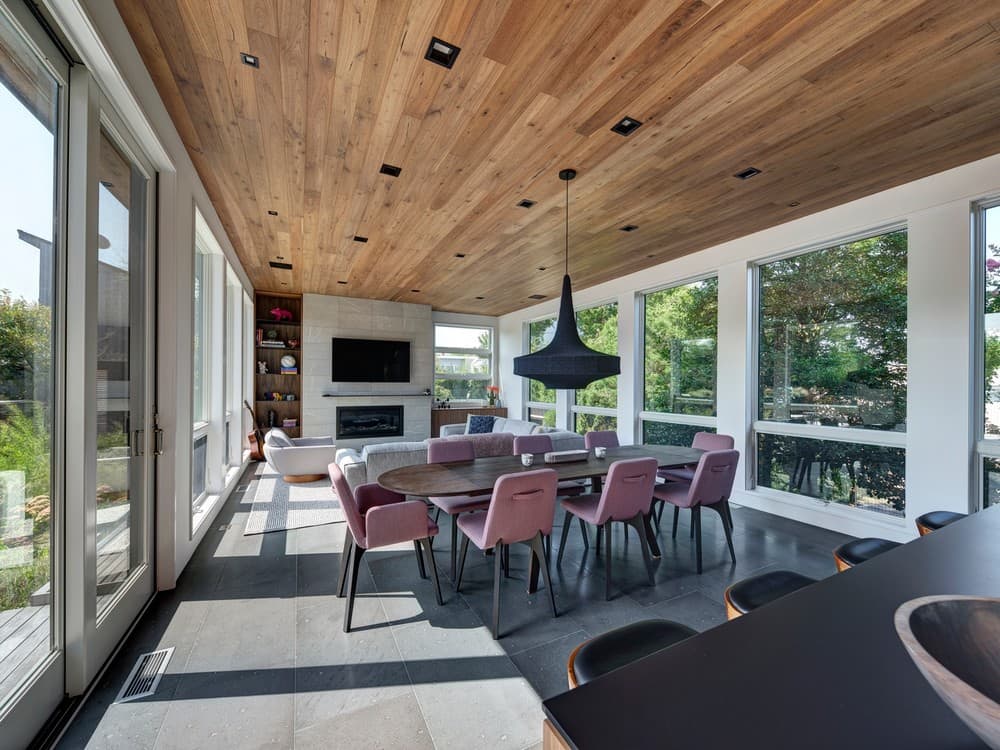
(332, 337), (410, 382)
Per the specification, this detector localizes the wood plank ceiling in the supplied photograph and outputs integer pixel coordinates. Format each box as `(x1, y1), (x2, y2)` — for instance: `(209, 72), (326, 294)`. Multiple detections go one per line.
(115, 0), (1000, 315)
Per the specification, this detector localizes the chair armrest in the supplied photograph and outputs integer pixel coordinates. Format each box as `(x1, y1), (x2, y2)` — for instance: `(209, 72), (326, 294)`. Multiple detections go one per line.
(292, 436), (335, 447)
(342, 461), (368, 491)
(355, 483), (406, 514)
(365, 500), (434, 548)
(439, 423), (466, 437)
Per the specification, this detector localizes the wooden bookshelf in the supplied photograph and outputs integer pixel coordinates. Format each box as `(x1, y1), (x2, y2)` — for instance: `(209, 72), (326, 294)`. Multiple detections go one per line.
(254, 291), (303, 438)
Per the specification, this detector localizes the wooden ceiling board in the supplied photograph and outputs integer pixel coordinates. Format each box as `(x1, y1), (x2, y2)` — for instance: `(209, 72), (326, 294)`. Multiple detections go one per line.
(114, 0), (1000, 313)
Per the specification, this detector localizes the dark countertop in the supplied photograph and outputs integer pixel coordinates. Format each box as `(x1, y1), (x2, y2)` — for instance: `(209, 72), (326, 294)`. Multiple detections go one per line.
(543, 506), (999, 749)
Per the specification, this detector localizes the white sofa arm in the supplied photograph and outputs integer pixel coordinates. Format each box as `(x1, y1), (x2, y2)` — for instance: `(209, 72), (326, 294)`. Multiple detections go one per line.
(439, 423), (467, 437)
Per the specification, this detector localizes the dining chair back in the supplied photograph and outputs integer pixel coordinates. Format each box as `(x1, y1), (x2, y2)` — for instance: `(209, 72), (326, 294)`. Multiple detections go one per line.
(427, 437), (475, 463)
(594, 457), (659, 524)
(513, 434), (553, 455)
(481, 469), (559, 547)
(330, 461), (366, 547)
(692, 432), (735, 451)
(584, 430), (620, 450)
(687, 449), (740, 510)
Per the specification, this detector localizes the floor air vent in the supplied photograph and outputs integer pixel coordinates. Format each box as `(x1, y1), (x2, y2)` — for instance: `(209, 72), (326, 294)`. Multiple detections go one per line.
(115, 647), (174, 703)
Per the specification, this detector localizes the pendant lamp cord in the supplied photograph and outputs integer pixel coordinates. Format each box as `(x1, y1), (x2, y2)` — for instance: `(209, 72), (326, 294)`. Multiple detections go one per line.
(564, 175), (570, 276)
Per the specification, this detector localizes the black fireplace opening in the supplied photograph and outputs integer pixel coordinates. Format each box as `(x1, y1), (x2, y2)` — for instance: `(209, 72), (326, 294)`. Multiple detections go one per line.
(336, 405), (404, 439)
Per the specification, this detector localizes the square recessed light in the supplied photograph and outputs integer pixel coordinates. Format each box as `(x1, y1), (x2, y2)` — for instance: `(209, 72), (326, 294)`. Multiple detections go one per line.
(734, 166), (762, 180)
(425, 36), (461, 69)
(455, 253), (466, 258)
(240, 52), (259, 68)
(475, 296), (484, 300)
(410, 289), (420, 293)
(269, 261), (292, 270)
(537, 266), (546, 271)
(517, 199), (536, 208)
(528, 294), (546, 300)
(353, 235), (368, 243)
(611, 116), (642, 136)
(788, 201), (800, 207)
(267, 210), (278, 216)
(379, 163), (402, 178)
(620, 224), (638, 232)
(337, 280), (348, 285)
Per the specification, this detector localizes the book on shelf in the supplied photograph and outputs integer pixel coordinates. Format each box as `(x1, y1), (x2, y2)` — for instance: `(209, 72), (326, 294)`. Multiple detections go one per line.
(259, 341), (285, 348)
(282, 418), (298, 428)
(280, 366), (298, 375)
(255, 328), (263, 346)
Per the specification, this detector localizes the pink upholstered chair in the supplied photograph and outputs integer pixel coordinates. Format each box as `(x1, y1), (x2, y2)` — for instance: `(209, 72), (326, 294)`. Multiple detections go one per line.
(329, 462), (442, 632)
(454, 468), (559, 639)
(426, 437), (491, 583)
(659, 432), (735, 483)
(651, 449), (739, 574)
(557, 457), (659, 600)
(584, 430), (620, 450)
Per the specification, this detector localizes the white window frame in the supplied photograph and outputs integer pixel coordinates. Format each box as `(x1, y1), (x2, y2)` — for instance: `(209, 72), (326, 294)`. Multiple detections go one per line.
(571, 299), (619, 429)
(433, 323), (495, 403)
(974, 198), (1000, 510)
(522, 315), (557, 422)
(748, 224), (909, 518)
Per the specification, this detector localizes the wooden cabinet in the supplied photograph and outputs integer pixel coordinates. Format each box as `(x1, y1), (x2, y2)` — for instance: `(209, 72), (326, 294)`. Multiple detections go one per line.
(254, 291), (303, 437)
(431, 407), (508, 437)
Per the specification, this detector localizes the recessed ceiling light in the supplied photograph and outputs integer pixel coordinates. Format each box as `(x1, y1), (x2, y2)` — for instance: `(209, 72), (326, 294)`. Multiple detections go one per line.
(276, 256), (284, 260)
(455, 253), (466, 258)
(240, 52), (259, 68)
(538, 266), (546, 271)
(528, 294), (546, 300)
(337, 280), (348, 285)
(281, 282), (287, 285)
(517, 199), (536, 208)
(611, 116), (642, 136)
(411, 289), (420, 293)
(269, 261), (292, 270)
(620, 224), (638, 232)
(267, 210), (278, 216)
(788, 201), (800, 207)
(424, 36), (461, 69)
(475, 296), (484, 300)
(734, 166), (762, 180)
(379, 163), (402, 178)
(647, 254), (655, 258)
(353, 235), (368, 243)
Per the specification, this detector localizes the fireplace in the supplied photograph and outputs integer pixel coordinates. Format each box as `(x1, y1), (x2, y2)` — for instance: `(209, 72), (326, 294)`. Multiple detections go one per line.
(336, 405), (404, 439)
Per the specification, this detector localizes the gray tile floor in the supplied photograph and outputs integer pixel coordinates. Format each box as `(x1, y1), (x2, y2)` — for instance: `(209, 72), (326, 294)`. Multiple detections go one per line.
(58, 464), (852, 749)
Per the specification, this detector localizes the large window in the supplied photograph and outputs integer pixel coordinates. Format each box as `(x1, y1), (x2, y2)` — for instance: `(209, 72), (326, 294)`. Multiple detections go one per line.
(524, 317), (556, 425)
(754, 229), (907, 516)
(434, 324), (493, 402)
(979, 203), (1000, 507)
(642, 277), (718, 445)
(572, 302), (618, 433)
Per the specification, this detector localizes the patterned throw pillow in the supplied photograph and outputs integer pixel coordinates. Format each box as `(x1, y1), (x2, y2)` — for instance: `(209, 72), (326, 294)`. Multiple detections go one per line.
(467, 415), (496, 434)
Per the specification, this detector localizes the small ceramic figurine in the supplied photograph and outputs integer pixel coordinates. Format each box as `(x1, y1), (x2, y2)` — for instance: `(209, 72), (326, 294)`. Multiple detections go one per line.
(270, 307), (293, 321)
(257, 361), (268, 374)
(273, 392), (283, 401)
(286, 394), (296, 401)
(287, 338), (299, 349)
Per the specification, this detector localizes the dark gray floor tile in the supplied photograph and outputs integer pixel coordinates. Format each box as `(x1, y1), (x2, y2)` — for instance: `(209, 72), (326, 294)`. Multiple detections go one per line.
(508, 631), (585, 700)
(647, 591), (728, 632)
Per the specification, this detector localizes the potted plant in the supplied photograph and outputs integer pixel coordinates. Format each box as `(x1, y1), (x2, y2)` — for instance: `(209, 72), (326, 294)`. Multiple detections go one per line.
(486, 385), (500, 406)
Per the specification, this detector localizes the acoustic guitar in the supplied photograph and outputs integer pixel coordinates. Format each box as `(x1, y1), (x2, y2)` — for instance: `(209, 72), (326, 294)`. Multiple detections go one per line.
(244, 400), (265, 461)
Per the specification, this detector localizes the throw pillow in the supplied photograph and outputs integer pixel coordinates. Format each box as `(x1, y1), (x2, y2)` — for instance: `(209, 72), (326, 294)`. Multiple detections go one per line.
(467, 415), (496, 434)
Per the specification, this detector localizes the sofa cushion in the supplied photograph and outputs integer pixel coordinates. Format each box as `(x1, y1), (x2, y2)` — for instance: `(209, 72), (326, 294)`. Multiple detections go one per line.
(466, 414), (495, 434)
(493, 417), (536, 436)
(265, 428), (293, 448)
(446, 432), (514, 458)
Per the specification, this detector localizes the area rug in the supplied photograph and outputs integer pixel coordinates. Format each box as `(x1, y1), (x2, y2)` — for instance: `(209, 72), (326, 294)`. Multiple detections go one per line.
(243, 471), (344, 535)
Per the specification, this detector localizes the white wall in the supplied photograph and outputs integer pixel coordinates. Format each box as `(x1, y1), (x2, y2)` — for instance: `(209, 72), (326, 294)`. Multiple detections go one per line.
(500, 152), (1000, 542)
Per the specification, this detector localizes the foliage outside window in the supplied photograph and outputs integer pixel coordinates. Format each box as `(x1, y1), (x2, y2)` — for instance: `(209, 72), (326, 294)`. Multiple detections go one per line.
(434, 325), (493, 402)
(574, 302), (618, 411)
(527, 318), (556, 405)
(192, 243), (208, 424)
(643, 421), (714, 447)
(756, 229), (908, 516)
(982, 206), (1000, 439)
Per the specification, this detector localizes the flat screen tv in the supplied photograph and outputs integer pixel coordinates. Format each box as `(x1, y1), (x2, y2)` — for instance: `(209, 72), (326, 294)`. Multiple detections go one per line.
(331, 337), (410, 382)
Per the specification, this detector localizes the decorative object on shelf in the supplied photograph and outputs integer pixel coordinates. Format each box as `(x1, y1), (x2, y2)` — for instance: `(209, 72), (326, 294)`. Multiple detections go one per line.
(487, 384), (500, 406)
(266, 328), (278, 341)
(287, 338), (299, 349)
(286, 394), (295, 401)
(270, 306), (293, 321)
(280, 354), (298, 374)
(268, 409), (276, 427)
(264, 391), (272, 401)
(273, 392), (283, 401)
(513, 168), (621, 390)
(257, 360), (269, 374)
(282, 418), (298, 428)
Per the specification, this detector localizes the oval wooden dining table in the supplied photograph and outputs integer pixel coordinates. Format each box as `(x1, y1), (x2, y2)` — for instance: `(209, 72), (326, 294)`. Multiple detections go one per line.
(377, 444), (705, 593)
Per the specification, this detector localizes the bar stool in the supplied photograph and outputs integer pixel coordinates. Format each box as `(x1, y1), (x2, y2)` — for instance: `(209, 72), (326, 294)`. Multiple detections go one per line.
(566, 619), (697, 689)
(723, 570), (817, 620)
(832, 537), (901, 572)
(915, 511), (966, 536)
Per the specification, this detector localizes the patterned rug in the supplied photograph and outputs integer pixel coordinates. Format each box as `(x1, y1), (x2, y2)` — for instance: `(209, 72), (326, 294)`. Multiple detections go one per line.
(244, 471), (344, 535)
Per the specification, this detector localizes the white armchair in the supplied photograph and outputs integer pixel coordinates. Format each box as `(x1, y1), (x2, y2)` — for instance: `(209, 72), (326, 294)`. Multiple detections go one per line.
(263, 428), (336, 483)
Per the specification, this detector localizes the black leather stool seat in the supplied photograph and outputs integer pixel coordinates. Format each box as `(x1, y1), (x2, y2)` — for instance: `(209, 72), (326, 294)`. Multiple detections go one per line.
(916, 511), (966, 531)
(725, 570), (816, 615)
(572, 619), (697, 687)
(834, 537), (901, 567)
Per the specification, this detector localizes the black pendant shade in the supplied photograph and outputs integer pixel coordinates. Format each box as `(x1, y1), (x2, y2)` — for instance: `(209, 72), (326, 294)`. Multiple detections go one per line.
(513, 168), (621, 390)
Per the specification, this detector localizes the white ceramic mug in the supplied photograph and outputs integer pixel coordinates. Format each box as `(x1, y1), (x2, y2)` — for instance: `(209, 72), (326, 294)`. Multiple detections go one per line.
(521, 453), (534, 467)
(594, 446), (607, 458)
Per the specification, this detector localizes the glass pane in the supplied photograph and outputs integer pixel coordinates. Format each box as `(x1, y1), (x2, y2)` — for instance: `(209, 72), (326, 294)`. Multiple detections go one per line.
(434, 352), (490, 376)
(574, 413), (617, 433)
(95, 130), (144, 613)
(527, 318), (556, 404)
(984, 206), (1000, 437)
(0, 10), (59, 700)
(434, 324), (491, 350)
(192, 433), (207, 503)
(527, 407), (555, 427)
(758, 230), (907, 430)
(756, 433), (905, 516)
(644, 278), (717, 415)
(192, 250), (206, 423)
(642, 421), (715, 447)
(983, 457), (1000, 508)
(434, 378), (489, 401)
(575, 302), (618, 408)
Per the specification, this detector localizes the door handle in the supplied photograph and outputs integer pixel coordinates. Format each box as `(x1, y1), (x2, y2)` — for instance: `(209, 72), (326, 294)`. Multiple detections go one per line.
(154, 427), (164, 456)
(133, 429), (144, 457)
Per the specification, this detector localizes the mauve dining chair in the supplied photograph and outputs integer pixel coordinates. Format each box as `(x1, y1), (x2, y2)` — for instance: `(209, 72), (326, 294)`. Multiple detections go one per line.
(584, 430), (620, 450)
(651, 449), (739, 574)
(659, 432), (735, 484)
(454, 468), (559, 639)
(513, 433), (587, 557)
(329, 462), (442, 633)
(425, 437), (490, 583)
(558, 457), (660, 600)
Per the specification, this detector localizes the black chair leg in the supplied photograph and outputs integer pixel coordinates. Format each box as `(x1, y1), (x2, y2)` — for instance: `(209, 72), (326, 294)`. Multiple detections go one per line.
(630, 513), (656, 585)
(337, 535), (354, 597)
(502, 544), (510, 578)
(672, 506), (680, 539)
(450, 515), (459, 582)
(492, 541), (503, 639)
(643, 513), (661, 558)
(690, 515), (695, 539)
(544, 532), (551, 561)
(579, 517), (590, 551)
(558, 510), (573, 566)
(694, 506), (703, 574)
(530, 532), (557, 618)
(434, 507), (441, 525)
(715, 501), (737, 565)
(596, 521), (603, 556)
(343, 544), (365, 633)
(420, 537), (443, 605)
(455, 534), (470, 592)
(414, 540), (427, 579)
(604, 522), (613, 601)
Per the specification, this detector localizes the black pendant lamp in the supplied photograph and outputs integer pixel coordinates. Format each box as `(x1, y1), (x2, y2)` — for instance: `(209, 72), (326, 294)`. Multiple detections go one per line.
(513, 169), (621, 390)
